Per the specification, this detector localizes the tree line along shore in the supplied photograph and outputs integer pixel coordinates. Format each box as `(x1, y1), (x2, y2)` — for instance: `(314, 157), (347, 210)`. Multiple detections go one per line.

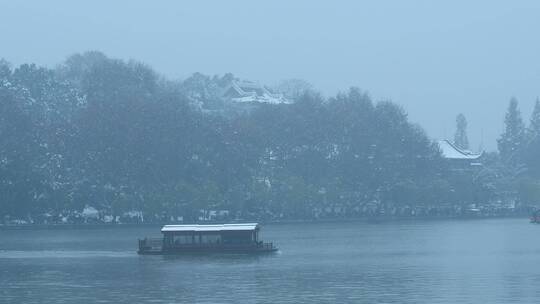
(1, 51), (539, 225)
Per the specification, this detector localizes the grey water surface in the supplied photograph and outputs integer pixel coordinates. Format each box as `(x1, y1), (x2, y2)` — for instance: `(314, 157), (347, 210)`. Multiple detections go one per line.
(1, 218), (539, 303)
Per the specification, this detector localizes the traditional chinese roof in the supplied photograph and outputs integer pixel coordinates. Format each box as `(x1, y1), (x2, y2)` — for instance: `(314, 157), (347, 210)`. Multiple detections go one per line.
(438, 140), (483, 160)
(221, 81), (289, 104)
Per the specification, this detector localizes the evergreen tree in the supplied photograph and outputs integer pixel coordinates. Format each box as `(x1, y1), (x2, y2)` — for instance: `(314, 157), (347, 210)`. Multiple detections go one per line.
(497, 98), (525, 161)
(454, 113), (469, 150)
(524, 98), (540, 177)
(529, 98), (540, 137)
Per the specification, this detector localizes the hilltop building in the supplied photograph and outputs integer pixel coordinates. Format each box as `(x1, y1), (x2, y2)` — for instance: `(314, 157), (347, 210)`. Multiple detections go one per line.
(221, 80), (290, 104)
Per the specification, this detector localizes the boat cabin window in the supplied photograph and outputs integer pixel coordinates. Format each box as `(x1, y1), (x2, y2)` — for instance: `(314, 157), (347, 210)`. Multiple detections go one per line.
(173, 235), (192, 245)
(222, 231), (254, 244)
(168, 233), (223, 245)
(201, 234), (220, 244)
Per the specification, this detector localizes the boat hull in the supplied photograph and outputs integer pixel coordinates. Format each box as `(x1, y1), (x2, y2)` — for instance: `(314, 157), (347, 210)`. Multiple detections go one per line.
(138, 246), (278, 255)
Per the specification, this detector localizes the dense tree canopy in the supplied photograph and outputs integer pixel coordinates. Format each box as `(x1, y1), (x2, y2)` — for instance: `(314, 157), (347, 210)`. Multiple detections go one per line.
(1, 52), (539, 223)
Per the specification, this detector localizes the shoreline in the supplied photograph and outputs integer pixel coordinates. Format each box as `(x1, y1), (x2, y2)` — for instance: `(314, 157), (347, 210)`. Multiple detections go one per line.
(0, 214), (532, 230)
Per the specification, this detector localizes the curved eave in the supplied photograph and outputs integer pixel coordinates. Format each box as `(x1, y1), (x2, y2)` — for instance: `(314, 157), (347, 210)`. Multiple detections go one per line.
(438, 140), (484, 160)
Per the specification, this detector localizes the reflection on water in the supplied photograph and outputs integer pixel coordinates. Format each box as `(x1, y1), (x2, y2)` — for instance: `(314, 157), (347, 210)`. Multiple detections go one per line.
(0, 250), (135, 259)
(1, 219), (540, 303)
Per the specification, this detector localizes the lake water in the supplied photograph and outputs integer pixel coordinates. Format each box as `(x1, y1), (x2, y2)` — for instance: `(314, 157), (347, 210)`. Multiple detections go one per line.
(1, 218), (540, 303)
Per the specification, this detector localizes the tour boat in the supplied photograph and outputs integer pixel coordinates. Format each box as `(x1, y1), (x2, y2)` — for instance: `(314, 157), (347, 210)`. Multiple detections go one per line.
(137, 223), (278, 254)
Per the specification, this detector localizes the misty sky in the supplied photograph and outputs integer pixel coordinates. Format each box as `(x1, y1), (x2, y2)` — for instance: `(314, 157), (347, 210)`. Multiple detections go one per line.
(2, 0), (539, 151)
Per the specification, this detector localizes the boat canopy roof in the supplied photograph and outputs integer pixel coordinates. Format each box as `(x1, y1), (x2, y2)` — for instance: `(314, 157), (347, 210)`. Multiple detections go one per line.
(161, 223), (259, 233)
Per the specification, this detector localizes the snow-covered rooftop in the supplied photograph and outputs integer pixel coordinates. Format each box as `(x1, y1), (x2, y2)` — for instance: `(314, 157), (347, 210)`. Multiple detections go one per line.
(222, 81), (290, 104)
(438, 140), (483, 160)
(161, 223), (259, 232)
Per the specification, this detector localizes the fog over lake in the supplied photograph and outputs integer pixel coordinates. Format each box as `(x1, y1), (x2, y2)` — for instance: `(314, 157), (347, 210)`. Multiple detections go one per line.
(2, 1), (540, 150)
(2, 2), (540, 303)
(2, 219), (540, 304)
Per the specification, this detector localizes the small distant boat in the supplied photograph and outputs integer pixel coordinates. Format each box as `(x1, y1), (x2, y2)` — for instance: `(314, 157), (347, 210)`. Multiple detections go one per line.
(530, 210), (540, 224)
(138, 223), (278, 254)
